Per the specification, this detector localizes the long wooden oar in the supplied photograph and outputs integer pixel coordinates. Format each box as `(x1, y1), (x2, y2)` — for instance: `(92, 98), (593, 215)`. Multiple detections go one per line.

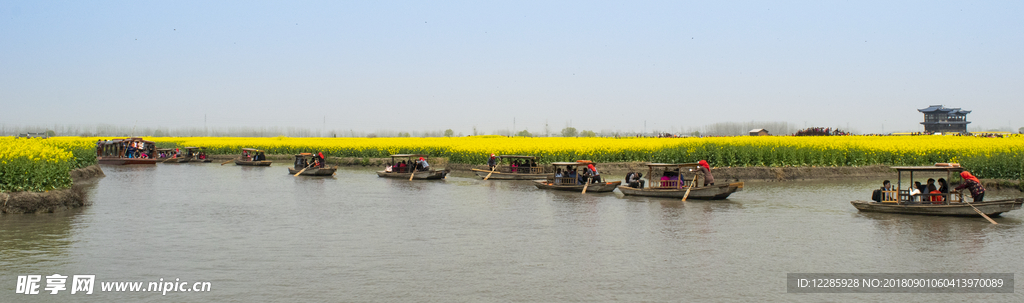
(293, 164), (313, 177)
(960, 192), (997, 224)
(484, 165), (498, 180)
(220, 157), (238, 165)
(682, 175), (698, 202)
(409, 166), (417, 181)
(582, 177), (592, 194)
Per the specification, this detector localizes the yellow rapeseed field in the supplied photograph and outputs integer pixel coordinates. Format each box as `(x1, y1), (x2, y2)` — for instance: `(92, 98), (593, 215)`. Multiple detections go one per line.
(0, 137), (76, 192)
(136, 135), (1024, 179)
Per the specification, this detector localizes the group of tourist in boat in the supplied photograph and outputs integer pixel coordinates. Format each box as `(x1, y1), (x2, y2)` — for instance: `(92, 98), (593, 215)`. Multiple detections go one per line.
(553, 164), (602, 184)
(243, 149), (267, 161)
(486, 154), (539, 173)
(296, 152), (327, 169)
(874, 171), (985, 204)
(384, 157), (430, 173)
(853, 165), (1021, 220)
(98, 139), (152, 159)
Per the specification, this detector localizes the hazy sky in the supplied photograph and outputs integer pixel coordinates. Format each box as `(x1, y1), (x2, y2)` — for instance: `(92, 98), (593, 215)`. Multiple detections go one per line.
(2, 1), (1021, 134)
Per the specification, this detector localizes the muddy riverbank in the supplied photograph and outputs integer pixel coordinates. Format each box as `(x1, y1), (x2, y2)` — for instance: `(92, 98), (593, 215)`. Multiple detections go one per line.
(1, 165), (104, 214)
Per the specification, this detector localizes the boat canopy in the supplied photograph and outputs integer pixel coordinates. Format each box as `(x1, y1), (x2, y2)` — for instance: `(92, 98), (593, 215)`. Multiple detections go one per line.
(646, 163), (699, 167)
(390, 154), (429, 158)
(103, 138), (155, 145)
(891, 165), (964, 172)
(550, 161), (595, 166)
(184, 147), (203, 150)
(242, 148), (263, 152)
(498, 155), (536, 159)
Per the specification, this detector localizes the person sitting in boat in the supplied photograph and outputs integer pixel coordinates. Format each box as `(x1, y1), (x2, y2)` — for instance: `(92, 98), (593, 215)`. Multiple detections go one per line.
(567, 168), (578, 184)
(577, 169), (589, 184)
(487, 154), (498, 170)
(397, 161), (407, 173)
(698, 160), (714, 187)
(909, 181), (923, 202)
(587, 164), (601, 183)
(510, 161), (519, 174)
(626, 171), (645, 189)
(954, 171), (985, 202)
(554, 168), (563, 184)
(927, 183), (944, 203)
(880, 180), (894, 202)
(416, 157), (430, 171)
(938, 178), (949, 194)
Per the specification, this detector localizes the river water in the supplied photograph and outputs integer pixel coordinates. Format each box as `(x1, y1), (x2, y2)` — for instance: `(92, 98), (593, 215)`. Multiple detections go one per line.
(2, 163), (1023, 302)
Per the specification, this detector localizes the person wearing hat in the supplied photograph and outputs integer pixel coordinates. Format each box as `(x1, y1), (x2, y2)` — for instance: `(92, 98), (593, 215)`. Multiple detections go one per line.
(698, 160), (714, 187)
(487, 154), (498, 170)
(417, 157), (430, 171)
(587, 163), (601, 183)
(954, 171), (985, 202)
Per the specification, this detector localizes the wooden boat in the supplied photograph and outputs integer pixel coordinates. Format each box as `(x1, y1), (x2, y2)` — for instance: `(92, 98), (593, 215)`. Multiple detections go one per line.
(288, 153), (336, 176)
(155, 148), (174, 160)
(162, 147), (212, 163)
(377, 154), (449, 180)
(533, 161), (620, 193)
(96, 137), (160, 165)
(850, 165), (1024, 217)
(471, 155), (548, 180)
(234, 148), (272, 166)
(534, 180), (621, 192)
(617, 163), (743, 200)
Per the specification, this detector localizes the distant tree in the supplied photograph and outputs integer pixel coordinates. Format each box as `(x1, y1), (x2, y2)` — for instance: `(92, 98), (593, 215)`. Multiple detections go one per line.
(561, 127), (578, 137)
(1019, 127), (1024, 134)
(472, 126), (479, 136)
(544, 121), (550, 137)
(398, 132), (411, 137)
(516, 130), (532, 137)
(444, 129), (454, 137)
(45, 130), (56, 137)
(690, 131), (700, 137)
(580, 130), (596, 137)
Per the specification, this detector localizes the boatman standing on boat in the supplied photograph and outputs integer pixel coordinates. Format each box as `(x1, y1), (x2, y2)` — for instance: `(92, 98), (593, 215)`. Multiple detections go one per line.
(698, 160), (714, 187)
(417, 157), (430, 171)
(954, 171), (986, 202)
(587, 164), (601, 183)
(488, 154), (498, 170)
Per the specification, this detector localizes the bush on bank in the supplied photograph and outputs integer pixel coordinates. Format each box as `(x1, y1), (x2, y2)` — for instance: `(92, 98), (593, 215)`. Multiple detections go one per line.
(0, 137), (97, 192)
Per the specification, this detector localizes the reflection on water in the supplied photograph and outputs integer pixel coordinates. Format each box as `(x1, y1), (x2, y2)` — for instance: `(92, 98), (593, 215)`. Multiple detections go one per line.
(1, 165), (1022, 302)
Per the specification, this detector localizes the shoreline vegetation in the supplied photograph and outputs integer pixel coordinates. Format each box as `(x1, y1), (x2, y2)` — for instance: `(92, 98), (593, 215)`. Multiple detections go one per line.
(1, 165), (104, 214)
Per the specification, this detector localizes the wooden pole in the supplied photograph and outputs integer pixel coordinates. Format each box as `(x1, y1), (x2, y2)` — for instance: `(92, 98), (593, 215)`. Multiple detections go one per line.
(582, 177), (592, 194)
(220, 158), (237, 165)
(409, 159), (417, 181)
(961, 192), (998, 224)
(293, 164), (312, 177)
(682, 175), (698, 202)
(484, 165), (498, 180)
